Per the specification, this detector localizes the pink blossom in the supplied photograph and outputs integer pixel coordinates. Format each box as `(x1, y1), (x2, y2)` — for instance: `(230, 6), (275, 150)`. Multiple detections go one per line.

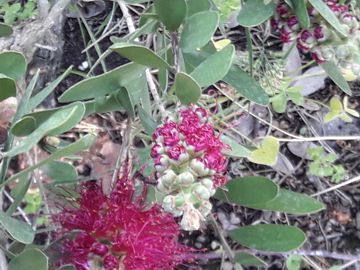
(55, 175), (193, 270)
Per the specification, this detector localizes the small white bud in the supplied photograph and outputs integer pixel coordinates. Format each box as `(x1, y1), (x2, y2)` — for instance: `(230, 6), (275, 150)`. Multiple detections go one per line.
(180, 204), (203, 231)
(176, 172), (195, 187)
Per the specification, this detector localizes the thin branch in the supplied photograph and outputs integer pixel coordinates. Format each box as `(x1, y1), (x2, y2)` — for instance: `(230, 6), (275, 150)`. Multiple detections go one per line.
(311, 175), (360, 197)
(195, 249), (360, 262)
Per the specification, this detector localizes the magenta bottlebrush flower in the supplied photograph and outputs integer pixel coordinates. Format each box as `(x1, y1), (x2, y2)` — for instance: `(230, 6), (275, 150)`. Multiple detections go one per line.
(55, 176), (193, 270)
(151, 105), (228, 231)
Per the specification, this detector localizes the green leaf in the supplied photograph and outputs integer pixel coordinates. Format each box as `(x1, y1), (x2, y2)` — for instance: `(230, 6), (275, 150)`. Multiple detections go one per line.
(214, 176), (279, 206)
(286, 255), (303, 270)
(0, 74), (16, 101)
(0, 22), (12, 37)
(246, 189), (325, 215)
(5, 102), (85, 157)
(28, 66), (72, 111)
(320, 61), (351, 95)
(116, 87), (135, 118)
(235, 252), (267, 267)
(58, 63), (146, 102)
(154, 0), (187, 31)
(0, 211), (34, 244)
(0, 51), (27, 80)
(173, 72), (201, 104)
(138, 106), (157, 135)
(237, 0), (275, 27)
(308, 0), (347, 37)
(42, 161), (78, 183)
(190, 44), (234, 87)
(213, 0), (241, 22)
(110, 43), (171, 69)
(223, 65), (269, 105)
(3, 134), (96, 185)
(11, 116), (37, 137)
(180, 11), (219, 52)
(329, 266), (342, 270)
(248, 136), (279, 166)
(228, 224), (307, 252)
(291, 0), (310, 28)
(220, 135), (251, 158)
(84, 93), (124, 116)
(8, 249), (48, 270)
(186, 0), (210, 16)
(7, 175), (31, 215)
(270, 93), (287, 113)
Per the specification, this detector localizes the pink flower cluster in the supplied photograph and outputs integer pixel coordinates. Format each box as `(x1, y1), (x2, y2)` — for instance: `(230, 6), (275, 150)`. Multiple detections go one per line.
(152, 106), (228, 188)
(55, 176), (193, 270)
(151, 106), (228, 230)
(272, 0), (360, 69)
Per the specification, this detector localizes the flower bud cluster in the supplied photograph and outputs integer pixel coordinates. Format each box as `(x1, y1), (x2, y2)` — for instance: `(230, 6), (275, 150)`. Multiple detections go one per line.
(151, 105), (228, 231)
(272, 0), (360, 76)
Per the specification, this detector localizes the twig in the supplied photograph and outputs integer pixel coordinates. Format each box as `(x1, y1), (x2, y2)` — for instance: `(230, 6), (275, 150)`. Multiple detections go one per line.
(195, 249), (360, 262)
(311, 175), (360, 197)
(209, 214), (235, 264)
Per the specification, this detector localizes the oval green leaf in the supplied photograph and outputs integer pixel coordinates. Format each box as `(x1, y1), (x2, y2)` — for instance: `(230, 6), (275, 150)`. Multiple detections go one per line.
(8, 249), (48, 270)
(308, 0), (347, 37)
(174, 72), (201, 104)
(320, 61), (351, 95)
(220, 135), (252, 158)
(291, 0), (310, 28)
(187, 0), (210, 16)
(214, 176), (279, 206)
(235, 252), (267, 267)
(5, 102), (85, 157)
(0, 23), (13, 37)
(229, 224), (307, 252)
(246, 189), (326, 215)
(0, 74), (16, 101)
(223, 65), (269, 105)
(190, 44), (234, 87)
(110, 43), (171, 69)
(154, 0), (187, 31)
(0, 51), (27, 80)
(11, 116), (37, 137)
(42, 161), (78, 183)
(237, 0), (275, 27)
(180, 11), (219, 52)
(0, 211), (34, 244)
(59, 63), (146, 102)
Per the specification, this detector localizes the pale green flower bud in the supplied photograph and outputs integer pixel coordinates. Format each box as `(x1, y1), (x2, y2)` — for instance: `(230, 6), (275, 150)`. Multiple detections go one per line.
(193, 184), (211, 201)
(201, 178), (216, 196)
(176, 172), (195, 187)
(160, 169), (177, 187)
(189, 159), (210, 177)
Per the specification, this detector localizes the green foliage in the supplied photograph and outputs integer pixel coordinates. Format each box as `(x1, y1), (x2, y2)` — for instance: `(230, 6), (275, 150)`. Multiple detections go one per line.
(154, 0), (187, 31)
(248, 136), (280, 166)
(173, 72), (201, 105)
(8, 249), (48, 270)
(0, 22), (12, 37)
(237, 0), (275, 27)
(0, 0), (37, 25)
(286, 255), (303, 270)
(235, 252), (267, 267)
(307, 147), (346, 183)
(324, 96), (359, 123)
(320, 61), (351, 95)
(212, 0), (241, 22)
(215, 176), (325, 215)
(229, 224), (307, 252)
